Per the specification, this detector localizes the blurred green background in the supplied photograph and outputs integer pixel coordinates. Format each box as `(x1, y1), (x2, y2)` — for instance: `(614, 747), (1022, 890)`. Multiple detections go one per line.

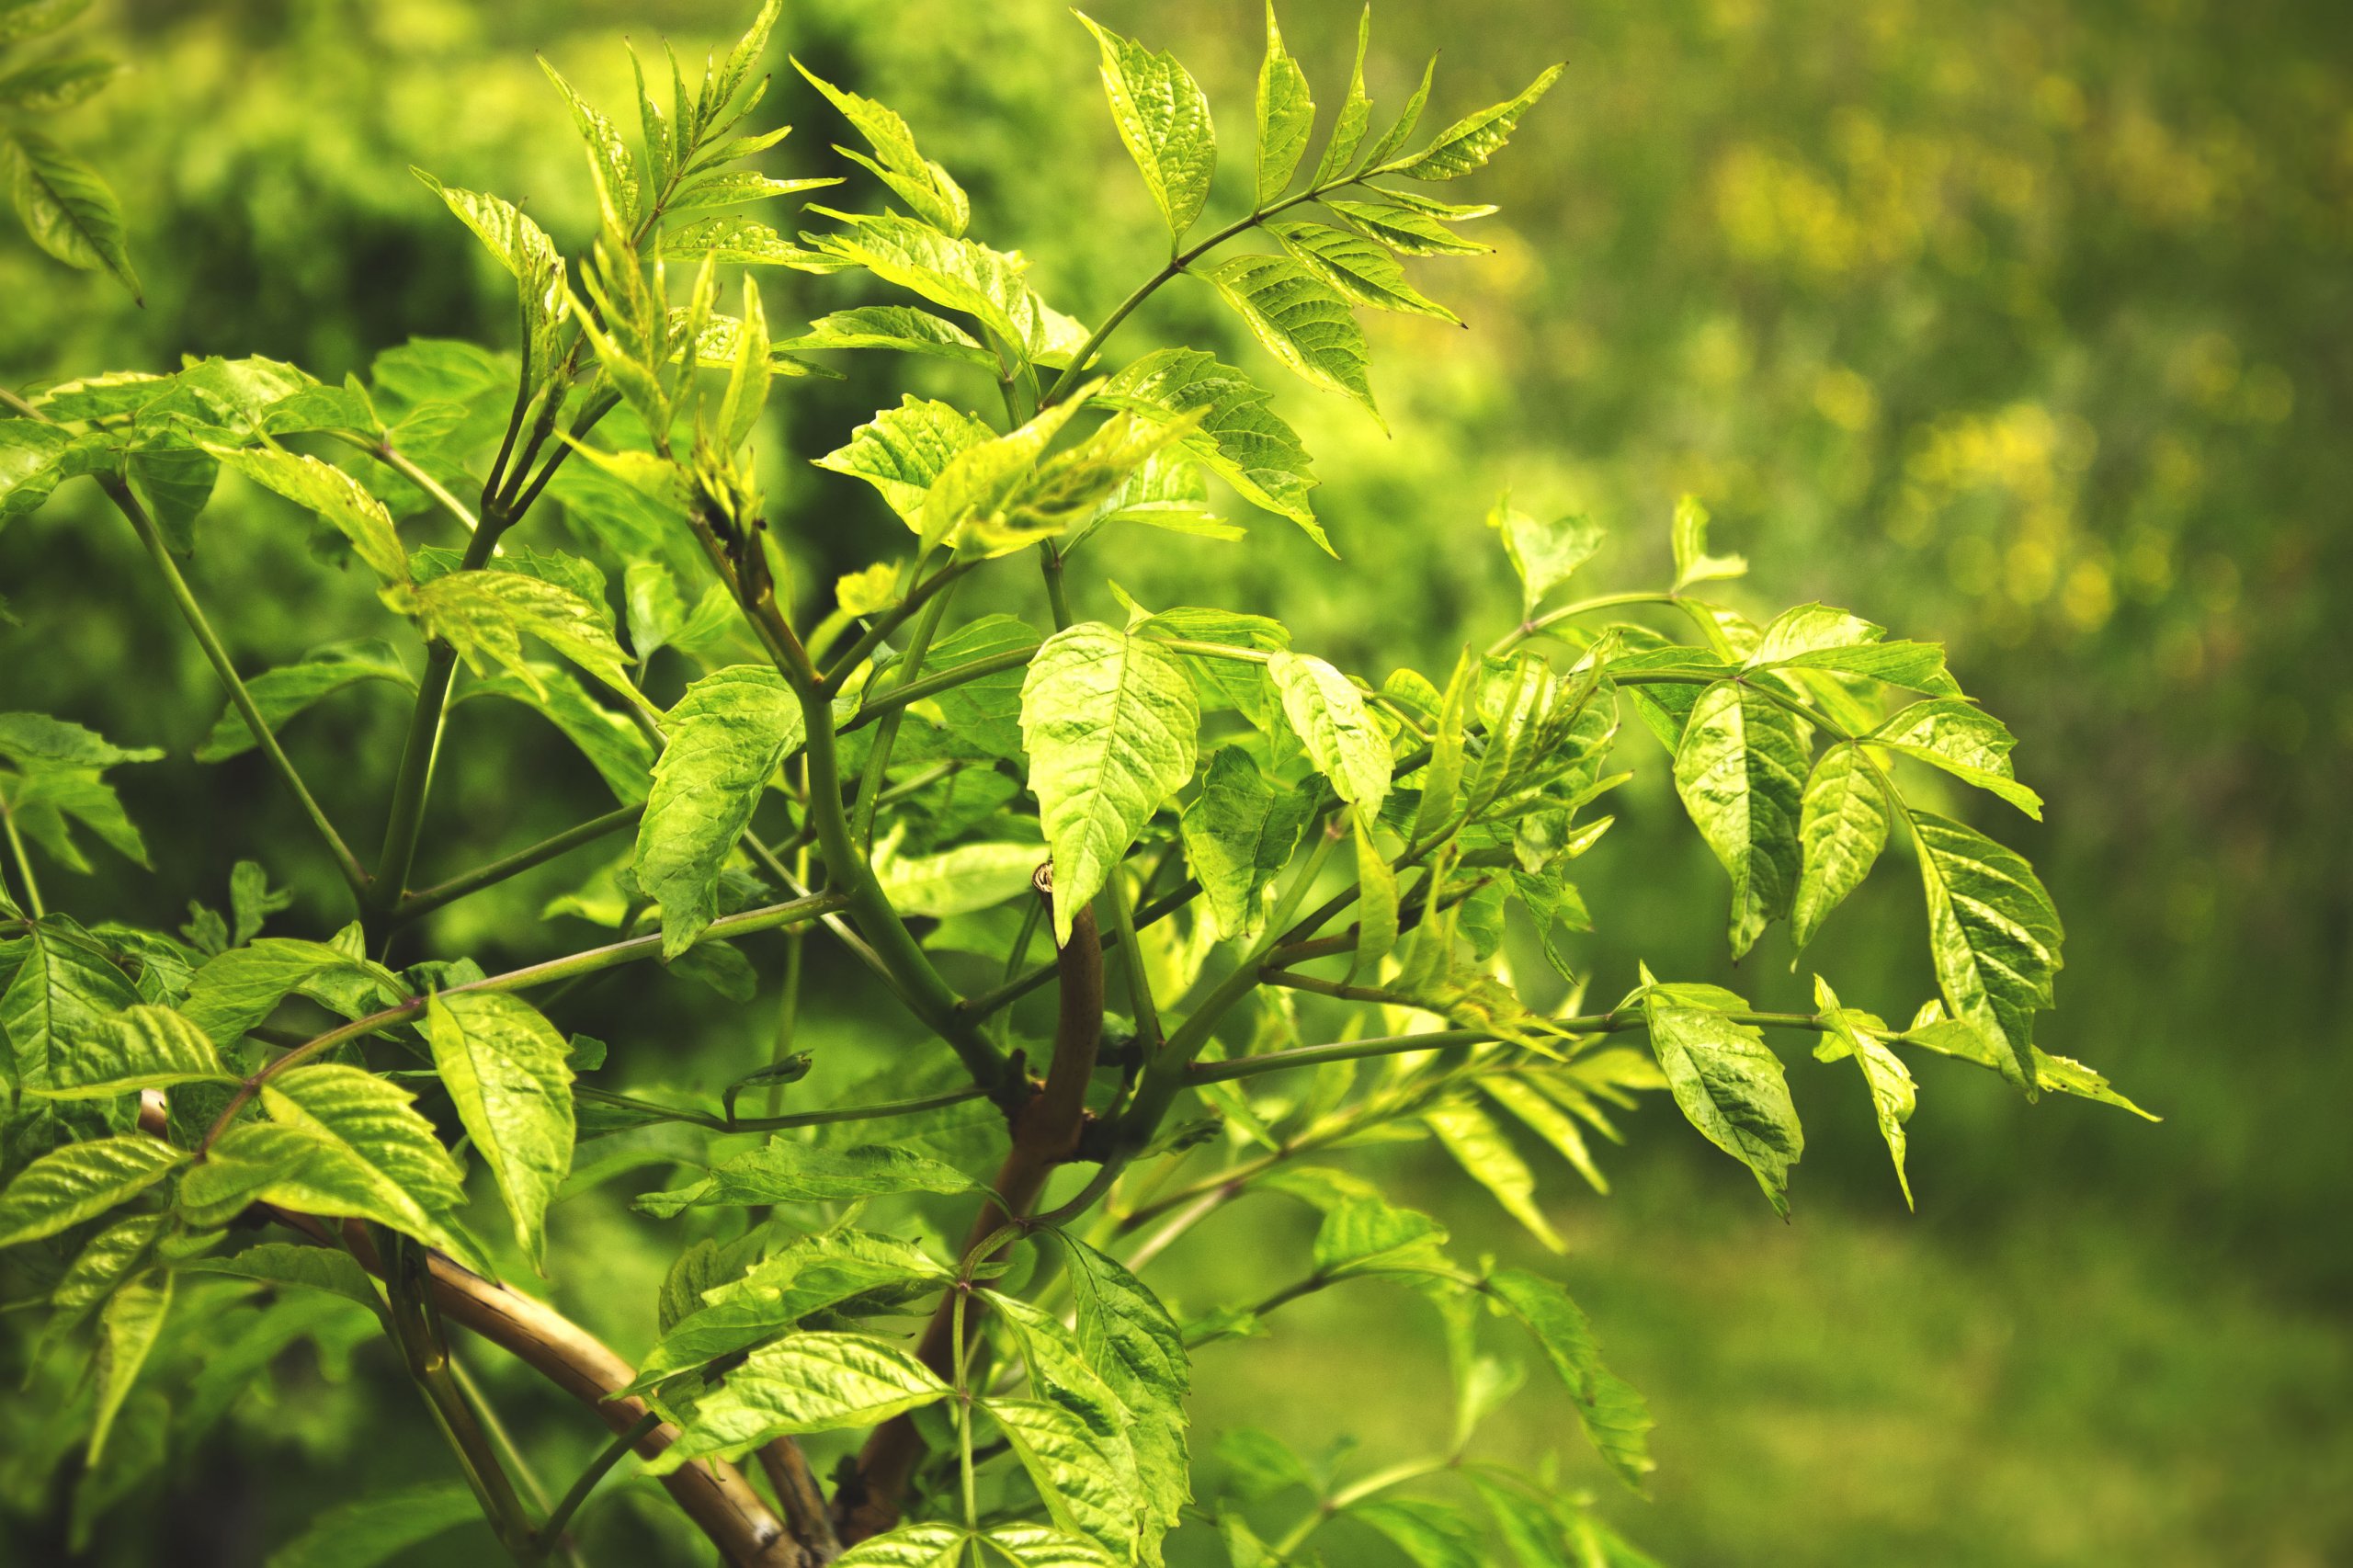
(3, 0), (2348, 1562)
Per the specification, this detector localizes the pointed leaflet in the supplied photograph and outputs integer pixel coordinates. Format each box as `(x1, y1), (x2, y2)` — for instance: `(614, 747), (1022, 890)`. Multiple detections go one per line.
(1427, 1097), (1566, 1253)
(1359, 57), (1438, 170)
(1645, 994), (1802, 1214)
(198, 642), (415, 762)
(37, 1004), (228, 1097)
(0, 1137), (186, 1248)
(1812, 975), (1915, 1208)
(540, 57), (642, 224)
(1673, 681), (1807, 959)
(816, 395), (996, 527)
(1324, 198), (1487, 256)
(261, 1481), (482, 1568)
(426, 991), (574, 1267)
(806, 214), (1086, 368)
(458, 665), (654, 804)
(635, 665), (804, 956)
(1388, 65), (1562, 181)
(794, 61), (969, 235)
(716, 274), (770, 450)
(1094, 347), (1324, 548)
(1669, 494), (1745, 588)
(920, 613), (1042, 761)
(1180, 746), (1311, 939)
(1483, 1268), (1654, 1489)
(646, 1332), (951, 1473)
(206, 446), (409, 587)
(1268, 650), (1391, 810)
(261, 1063), (469, 1224)
(1349, 1500), (1484, 1568)
(1488, 495), (1604, 617)
(1790, 742), (1890, 953)
(630, 1230), (950, 1389)
(177, 937), (403, 1049)
(4, 128), (140, 301)
(1872, 699), (2044, 819)
(88, 1268), (170, 1465)
(781, 306), (995, 368)
(1019, 624), (1199, 943)
(411, 170), (564, 374)
(2, 914), (138, 1090)
(1202, 254), (1378, 420)
(1267, 219), (1460, 323)
(1312, 9), (1374, 184)
(633, 1141), (974, 1217)
(407, 567), (634, 702)
(1076, 13), (1215, 239)
(1745, 603), (1959, 697)
(1912, 810), (2063, 1088)
(1255, 3), (1313, 202)
(1062, 1233), (1191, 1549)
(990, 1396), (1146, 1561)
(176, 1242), (381, 1310)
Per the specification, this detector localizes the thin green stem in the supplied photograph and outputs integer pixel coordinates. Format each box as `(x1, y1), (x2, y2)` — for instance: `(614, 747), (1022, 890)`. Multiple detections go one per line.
(822, 557), (982, 688)
(1488, 590), (1682, 655)
(834, 645), (1039, 736)
(852, 573), (960, 849)
(393, 802), (643, 926)
(1105, 870), (1162, 1051)
(538, 1409), (660, 1554)
(953, 1287), (979, 1536)
(1040, 547), (1074, 630)
(958, 877), (1201, 1021)
(326, 430), (480, 535)
(97, 476), (370, 896)
(0, 804), (43, 918)
(1187, 1029), (1497, 1084)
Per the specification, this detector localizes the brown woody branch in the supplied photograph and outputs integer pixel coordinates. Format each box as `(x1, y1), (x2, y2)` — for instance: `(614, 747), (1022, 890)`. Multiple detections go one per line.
(834, 867), (1105, 1543)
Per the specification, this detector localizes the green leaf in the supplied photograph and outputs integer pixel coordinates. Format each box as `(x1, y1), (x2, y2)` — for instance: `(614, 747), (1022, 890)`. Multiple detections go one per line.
(1812, 975), (1915, 1208)
(1745, 604), (1959, 697)
(1672, 680), (1808, 959)
(1349, 1498), (1484, 1568)
(635, 1140), (975, 1218)
(1180, 745), (1312, 939)
(1267, 219), (1460, 323)
(715, 274), (771, 451)
(0, 417), (71, 521)
(1872, 699), (2043, 819)
(1643, 994), (1802, 1215)
(949, 406), (1204, 558)
(426, 991), (574, 1267)
(1427, 1096), (1564, 1253)
(1019, 623), (1200, 944)
(1912, 810), (2063, 1089)
(1076, 13), (1215, 239)
(0, 54), (117, 111)
(631, 1229), (949, 1390)
(794, 62), (969, 235)
(1324, 197), (1488, 256)
(875, 832), (1044, 919)
(2027, 1048), (2158, 1121)
(89, 1267), (170, 1464)
(123, 436), (219, 554)
(983, 1525), (1128, 1568)
(1790, 742), (1890, 953)
(828, 1525), (970, 1568)
(2, 914), (138, 1089)
(1201, 254), (1379, 421)
(1484, 1267), (1654, 1489)
(921, 614), (1043, 761)
(0, 1136), (186, 1249)
(3, 128), (138, 301)
(1359, 58), (1437, 170)
(177, 937), (403, 1049)
(1062, 1233), (1191, 1549)
(991, 1395), (1145, 1560)
(1265, 1165), (1453, 1278)
(177, 1242), (381, 1310)
(540, 57), (641, 224)
(1349, 809), (1401, 979)
(1479, 1074), (1608, 1194)
(37, 1004), (227, 1098)
(1095, 348), (1324, 548)
(1267, 649), (1390, 809)
(206, 445), (409, 586)
(263, 1062), (468, 1217)
(1668, 494), (1745, 589)
(660, 213), (836, 267)
(806, 213), (1086, 367)
(1487, 495), (1604, 617)
(262, 1481), (482, 1568)
(411, 170), (564, 375)
(196, 642), (415, 762)
(1388, 64), (1562, 181)
(784, 305), (994, 368)
(815, 395), (995, 528)
(405, 566), (636, 702)
(1254, 3), (1314, 202)
(914, 395), (1090, 555)
(1311, 10), (1374, 183)
(635, 664), (804, 956)
(458, 665), (654, 805)
(646, 1332), (951, 1472)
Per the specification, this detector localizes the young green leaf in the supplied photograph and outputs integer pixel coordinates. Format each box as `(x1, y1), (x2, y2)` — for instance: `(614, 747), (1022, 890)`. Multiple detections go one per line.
(261, 1063), (469, 1221)
(716, 274), (770, 450)
(1812, 974), (1916, 1208)
(1323, 197), (1488, 256)
(1349, 1498), (1485, 1568)
(874, 832), (1045, 919)
(406, 567), (635, 702)
(634, 1141), (975, 1218)
(781, 305), (995, 368)
(806, 213), (1086, 368)
(793, 62), (970, 235)
(990, 1395), (1145, 1561)
(1076, 13), (1216, 240)
(1094, 347), (1325, 549)
(259, 1481), (482, 1568)
(1643, 994), (1802, 1215)
(1358, 57), (1437, 170)
(1267, 650), (1390, 809)
(1349, 809), (1401, 979)
(1180, 745), (1312, 938)
(177, 936), (403, 1048)
(540, 57), (640, 224)
(646, 1332), (952, 1472)
(458, 665), (654, 804)
(3, 914), (139, 1088)
(0, 1136), (187, 1249)
(1479, 1074), (1609, 1194)
(1790, 742), (1890, 953)
(1386, 64), (1563, 181)
(36, 1004), (228, 1098)
(176, 1242), (382, 1310)
(411, 170), (564, 372)
(1668, 494), (1745, 589)
(635, 665), (804, 956)
(1913, 810), (2063, 1089)
(196, 642), (415, 762)
(1062, 1233), (1191, 1551)
(207, 446), (409, 587)
(1254, 3), (1314, 203)
(88, 1267), (170, 1464)
(1427, 1096), (1565, 1253)
(1201, 254), (1379, 421)
(918, 613), (1043, 761)
(1019, 623), (1199, 943)
(1483, 1267), (1655, 1489)
(426, 991), (574, 1267)
(1673, 680), (1808, 959)
(1488, 495), (1604, 617)
(4, 127), (140, 301)
(1872, 699), (2044, 819)
(815, 395), (996, 527)
(1310, 7), (1373, 184)
(1267, 218), (1460, 322)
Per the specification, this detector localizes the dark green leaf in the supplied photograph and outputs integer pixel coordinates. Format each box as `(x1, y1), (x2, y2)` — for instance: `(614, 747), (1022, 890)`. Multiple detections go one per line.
(634, 1141), (974, 1218)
